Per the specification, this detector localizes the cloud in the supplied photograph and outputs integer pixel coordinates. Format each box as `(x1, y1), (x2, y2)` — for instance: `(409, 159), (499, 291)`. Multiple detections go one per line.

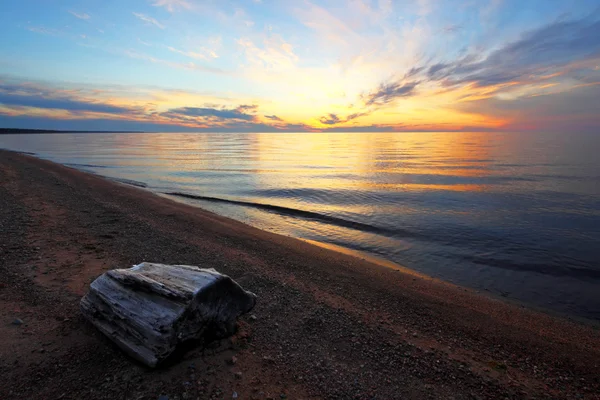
(442, 24), (462, 34)
(153, 0), (192, 13)
(168, 43), (219, 61)
(454, 82), (600, 132)
(236, 104), (258, 113)
(123, 49), (227, 74)
(423, 14), (600, 88)
(318, 111), (368, 125)
(168, 46), (209, 61)
(237, 35), (298, 71)
(0, 77), (287, 132)
(416, 0), (432, 16)
(0, 82), (134, 114)
(294, 0), (431, 81)
(0, 76), (509, 133)
(355, 12), (600, 123)
(133, 12), (165, 29)
(0, 113), (246, 133)
(362, 81), (419, 106)
(0, 77), (350, 132)
(155, 104), (320, 132)
(27, 27), (60, 36)
(161, 104), (258, 122)
(68, 11), (90, 20)
(319, 113), (341, 125)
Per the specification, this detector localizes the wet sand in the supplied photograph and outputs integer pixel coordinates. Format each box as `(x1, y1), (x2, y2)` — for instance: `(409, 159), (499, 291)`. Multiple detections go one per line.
(1, 149), (599, 399)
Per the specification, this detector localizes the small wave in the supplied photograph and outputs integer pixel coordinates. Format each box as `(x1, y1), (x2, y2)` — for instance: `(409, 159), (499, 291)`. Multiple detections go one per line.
(462, 255), (600, 281)
(165, 191), (414, 237)
(108, 177), (148, 188)
(240, 187), (381, 205)
(65, 163), (111, 169)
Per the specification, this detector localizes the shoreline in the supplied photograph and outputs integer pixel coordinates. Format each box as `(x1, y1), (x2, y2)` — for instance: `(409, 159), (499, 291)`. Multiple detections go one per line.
(300, 238), (600, 328)
(1, 149), (599, 399)
(4, 148), (599, 325)
(141, 174), (600, 328)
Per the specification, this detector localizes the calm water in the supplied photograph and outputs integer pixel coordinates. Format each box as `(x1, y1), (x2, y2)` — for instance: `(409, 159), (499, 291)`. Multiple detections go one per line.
(2, 132), (599, 320)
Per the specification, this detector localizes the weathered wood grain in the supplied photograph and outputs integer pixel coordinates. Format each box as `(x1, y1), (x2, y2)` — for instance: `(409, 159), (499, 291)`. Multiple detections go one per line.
(80, 263), (256, 367)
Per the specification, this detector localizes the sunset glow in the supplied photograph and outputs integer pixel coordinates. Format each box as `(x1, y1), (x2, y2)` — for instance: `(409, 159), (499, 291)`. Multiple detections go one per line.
(1, 0), (599, 132)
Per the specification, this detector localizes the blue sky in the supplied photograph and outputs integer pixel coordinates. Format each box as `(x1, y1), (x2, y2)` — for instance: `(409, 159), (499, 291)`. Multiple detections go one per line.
(0, 0), (599, 132)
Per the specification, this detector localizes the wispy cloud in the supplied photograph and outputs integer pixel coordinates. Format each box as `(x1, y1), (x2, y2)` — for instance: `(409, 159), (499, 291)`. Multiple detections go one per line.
(162, 104), (258, 122)
(455, 82), (600, 132)
(362, 81), (420, 106)
(153, 0), (192, 13)
(237, 35), (298, 71)
(318, 112), (368, 125)
(0, 76), (316, 132)
(156, 104), (315, 131)
(27, 26), (60, 36)
(6, 1), (600, 132)
(133, 12), (165, 30)
(68, 11), (90, 20)
(416, 0), (432, 16)
(168, 46), (207, 60)
(168, 44), (219, 61)
(291, 0), (431, 99)
(413, 14), (600, 90)
(354, 11), (600, 123)
(123, 49), (227, 74)
(0, 81), (134, 114)
(442, 24), (462, 33)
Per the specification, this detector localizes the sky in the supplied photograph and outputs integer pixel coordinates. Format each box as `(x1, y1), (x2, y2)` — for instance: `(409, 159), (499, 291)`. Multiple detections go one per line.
(0, 0), (599, 132)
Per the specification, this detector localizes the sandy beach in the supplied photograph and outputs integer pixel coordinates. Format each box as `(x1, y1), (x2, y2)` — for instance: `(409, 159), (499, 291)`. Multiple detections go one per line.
(1, 149), (599, 399)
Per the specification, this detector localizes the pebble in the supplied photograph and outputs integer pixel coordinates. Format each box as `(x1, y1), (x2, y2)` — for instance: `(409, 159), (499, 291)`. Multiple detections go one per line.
(11, 318), (24, 326)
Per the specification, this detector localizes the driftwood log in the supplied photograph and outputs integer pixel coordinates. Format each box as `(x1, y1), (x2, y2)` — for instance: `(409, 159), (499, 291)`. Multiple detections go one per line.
(80, 262), (257, 367)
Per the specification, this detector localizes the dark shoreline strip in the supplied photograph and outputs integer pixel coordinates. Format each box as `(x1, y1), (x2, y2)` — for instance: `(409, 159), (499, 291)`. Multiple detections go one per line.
(165, 191), (410, 236)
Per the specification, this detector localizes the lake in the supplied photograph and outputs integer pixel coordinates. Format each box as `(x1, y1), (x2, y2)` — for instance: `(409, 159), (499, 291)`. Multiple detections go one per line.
(2, 131), (599, 320)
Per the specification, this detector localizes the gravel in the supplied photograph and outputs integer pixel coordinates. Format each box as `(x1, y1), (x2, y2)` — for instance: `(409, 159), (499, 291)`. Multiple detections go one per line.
(1, 150), (599, 400)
